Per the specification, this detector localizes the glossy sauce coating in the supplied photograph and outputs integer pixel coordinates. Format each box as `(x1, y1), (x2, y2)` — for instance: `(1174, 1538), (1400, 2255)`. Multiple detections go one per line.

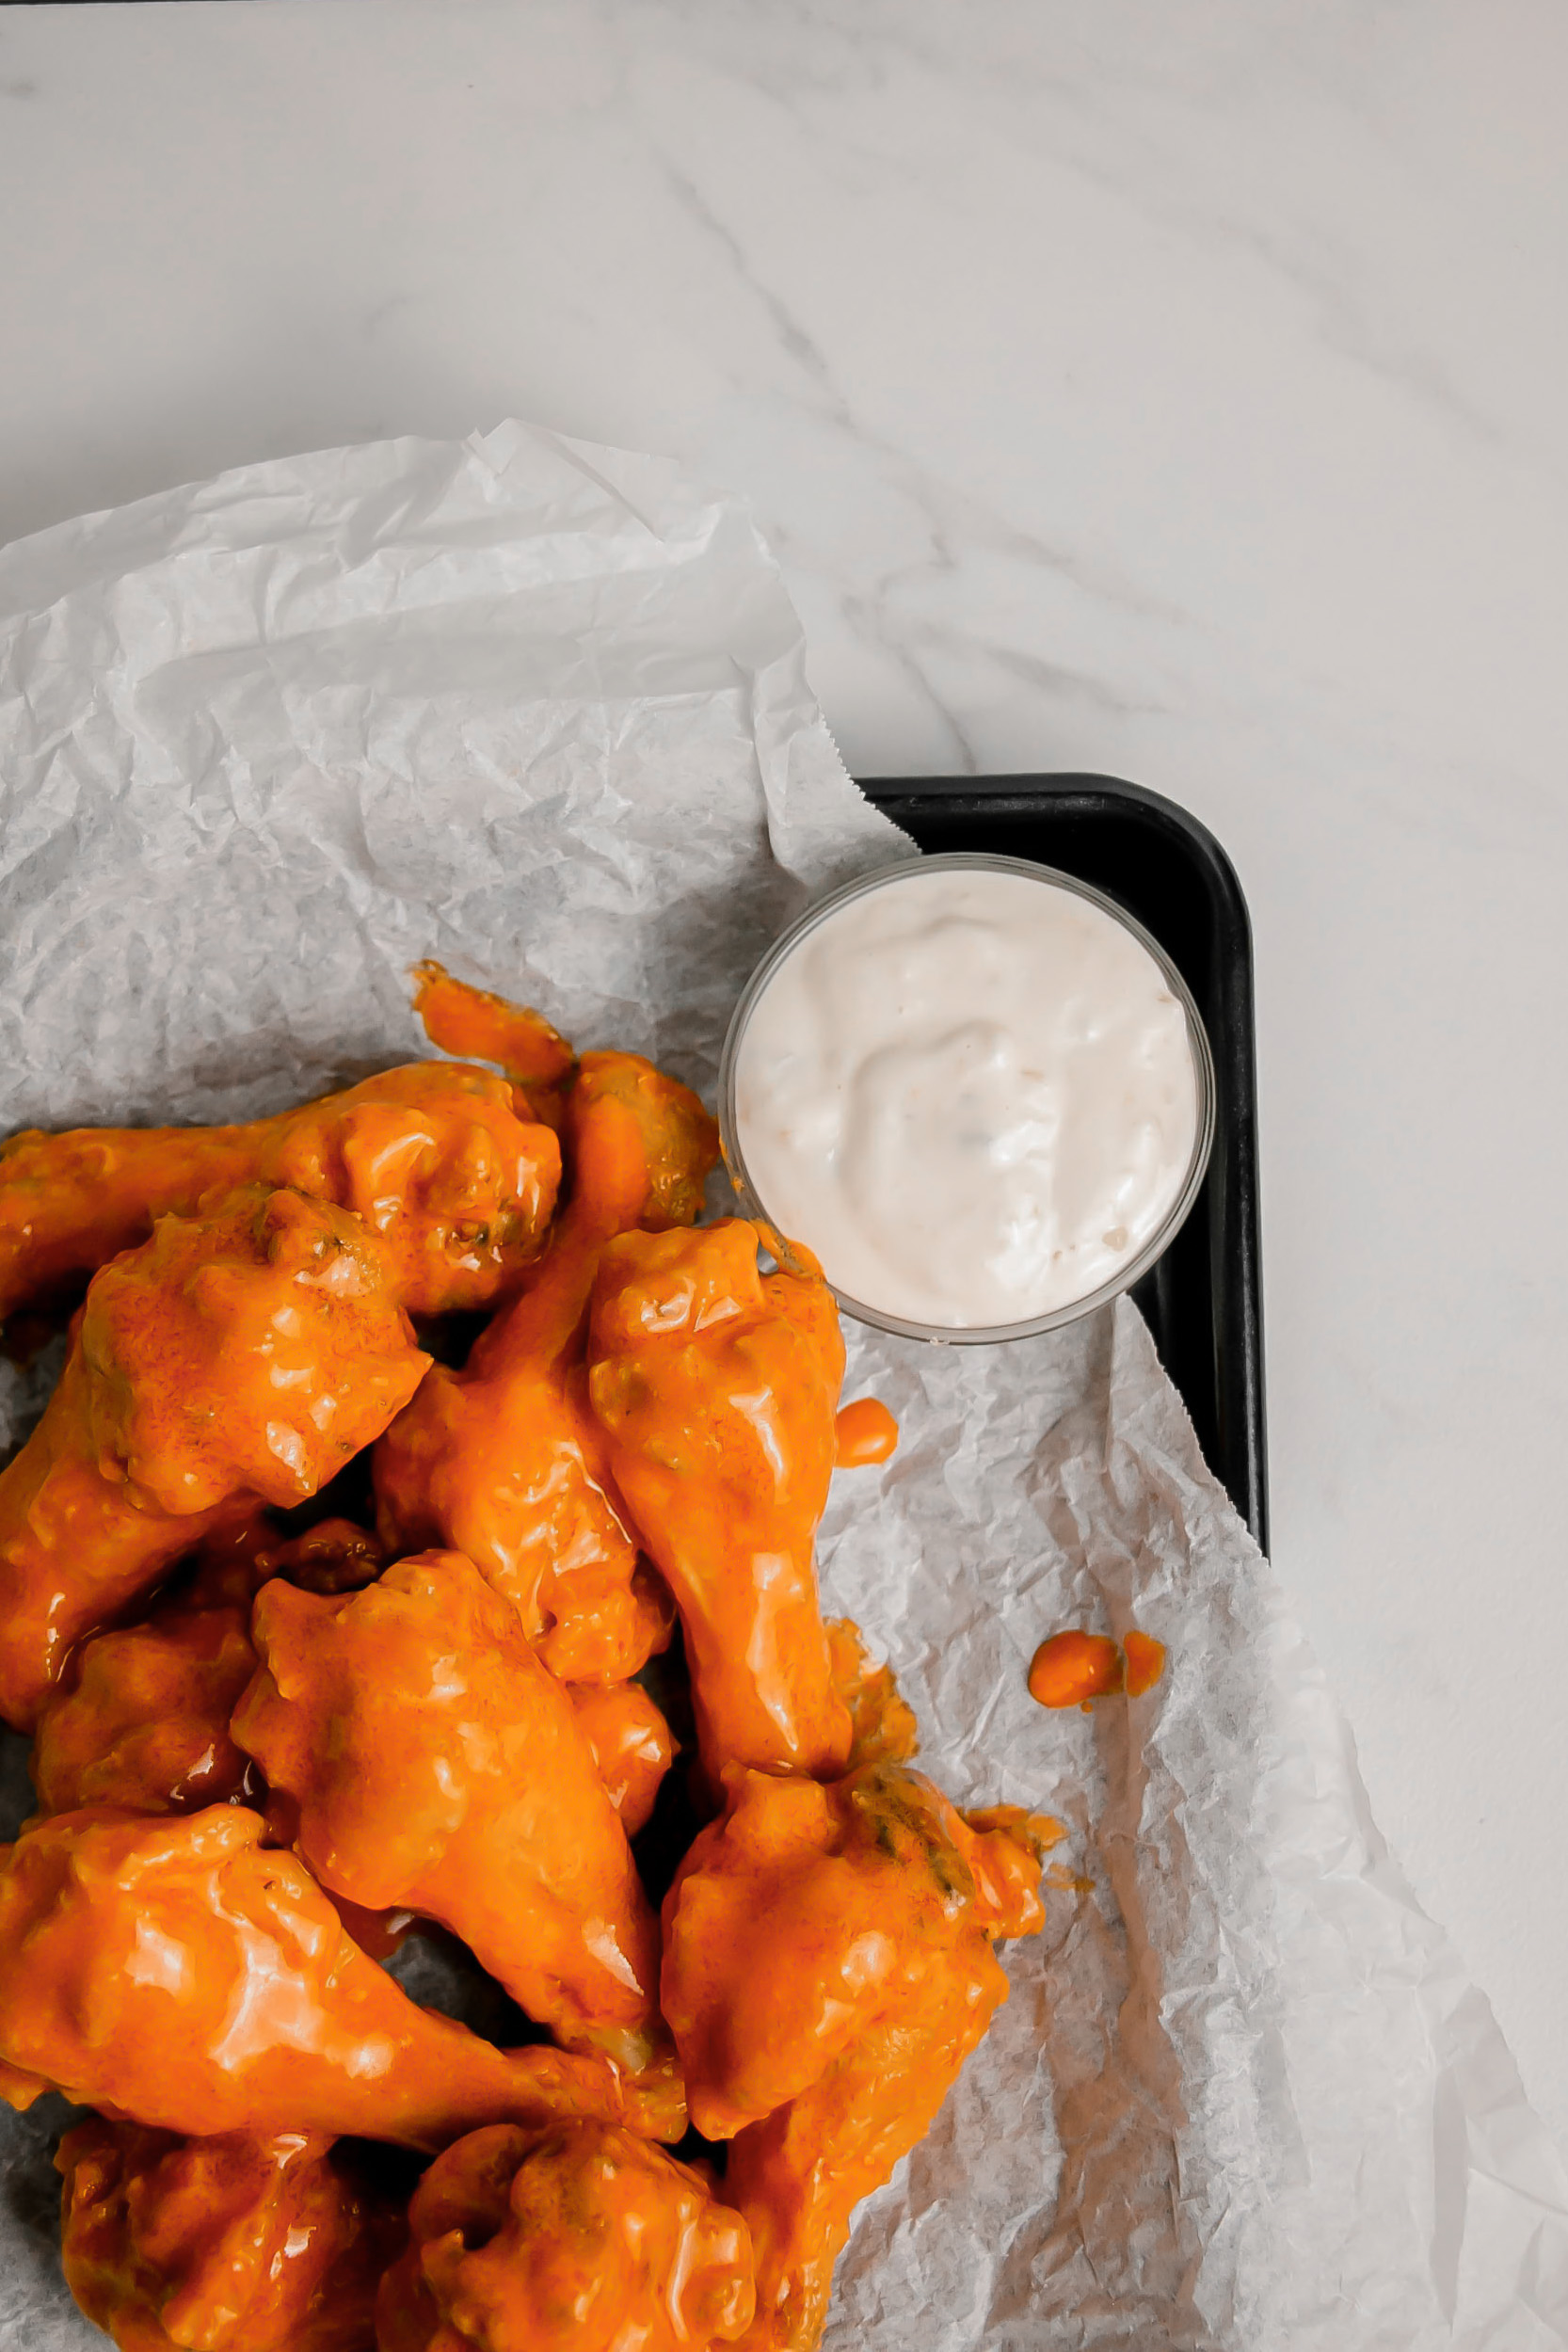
(82, 1188), (429, 1516)
(57, 2118), (404, 2352)
(0, 1343), (226, 1734)
(725, 1960), (1001, 2352)
(662, 1765), (1050, 2350)
(662, 1762), (1048, 2142)
(568, 1680), (675, 1836)
(587, 1221), (853, 1784)
(28, 1514), (393, 1825)
(1026, 1628), (1167, 1707)
(29, 1596), (258, 1821)
(0, 1059), (562, 1326)
(0, 1807), (667, 2150)
(375, 1053), (716, 1684)
(232, 1548), (668, 2077)
(825, 1619), (920, 1772)
(0, 1190), (429, 1729)
(376, 2120), (755, 2352)
(728, 1846), (1050, 2352)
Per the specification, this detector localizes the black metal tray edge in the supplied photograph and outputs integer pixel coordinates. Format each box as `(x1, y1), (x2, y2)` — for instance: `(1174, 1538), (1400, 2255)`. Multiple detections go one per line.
(857, 772), (1268, 1555)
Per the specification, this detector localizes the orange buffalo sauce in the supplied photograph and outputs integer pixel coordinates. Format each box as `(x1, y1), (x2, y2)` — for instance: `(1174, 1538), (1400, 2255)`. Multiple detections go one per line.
(587, 1218), (854, 1785)
(411, 959), (575, 1086)
(1028, 1625), (1168, 1711)
(834, 1398), (899, 1467)
(1122, 1629), (1167, 1697)
(1027, 1631), (1123, 1710)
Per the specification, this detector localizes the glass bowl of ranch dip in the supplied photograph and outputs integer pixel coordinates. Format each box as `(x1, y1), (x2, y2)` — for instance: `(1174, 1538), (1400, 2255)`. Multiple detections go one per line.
(718, 854), (1216, 1343)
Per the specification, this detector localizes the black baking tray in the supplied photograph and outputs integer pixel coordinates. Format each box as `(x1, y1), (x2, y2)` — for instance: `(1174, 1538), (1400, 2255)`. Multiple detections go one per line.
(858, 773), (1268, 1555)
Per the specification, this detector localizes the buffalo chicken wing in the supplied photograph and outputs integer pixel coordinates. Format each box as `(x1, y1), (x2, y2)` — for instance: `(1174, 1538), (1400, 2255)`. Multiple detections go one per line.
(232, 1549), (669, 2080)
(0, 1060), (562, 1327)
(29, 1514), (391, 1826)
(376, 2120), (755, 2352)
(0, 974), (1058, 2348)
(57, 2117), (405, 2352)
(29, 1595), (257, 1822)
(662, 1763), (1052, 2350)
(0, 1188), (428, 1728)
(586, 1222), (852, 1784)
(0, 1807), (669, 2150)
(375, 1052), (716, 1683)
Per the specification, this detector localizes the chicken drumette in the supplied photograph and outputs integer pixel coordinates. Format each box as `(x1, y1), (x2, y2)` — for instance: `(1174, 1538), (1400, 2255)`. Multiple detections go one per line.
(662, 1762), (1053, 2349)
(375, 1050), (717, 1684)
(0, 1187), (429, 1729)
(232, 1548), (670, 2081)
(0, 1807), (674, 2150)
(56, 2117), (406, 2352)
(585, 1221), (853, 1784)
(376, 2120), (755, 2352)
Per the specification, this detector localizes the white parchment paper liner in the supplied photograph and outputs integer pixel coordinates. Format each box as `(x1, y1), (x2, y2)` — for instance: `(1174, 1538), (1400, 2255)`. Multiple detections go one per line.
(0, 420), (1564, 2350)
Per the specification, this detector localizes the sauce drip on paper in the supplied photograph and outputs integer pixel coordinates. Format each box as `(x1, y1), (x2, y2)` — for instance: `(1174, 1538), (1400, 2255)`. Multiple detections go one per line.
(411, 959), (574, 1087)
(1028, 1626), (1167, 1710)
(1122, 1630), (1166, 1697)
(1028, 1632), (1123, 1710)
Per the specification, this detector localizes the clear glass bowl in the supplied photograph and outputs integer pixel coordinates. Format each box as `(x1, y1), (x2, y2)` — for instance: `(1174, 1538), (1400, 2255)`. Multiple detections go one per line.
(717, 852), (1217, 1344)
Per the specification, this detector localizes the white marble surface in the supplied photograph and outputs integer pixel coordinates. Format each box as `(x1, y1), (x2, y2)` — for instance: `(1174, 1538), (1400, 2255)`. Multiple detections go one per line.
(1, 0), (1566, 2151)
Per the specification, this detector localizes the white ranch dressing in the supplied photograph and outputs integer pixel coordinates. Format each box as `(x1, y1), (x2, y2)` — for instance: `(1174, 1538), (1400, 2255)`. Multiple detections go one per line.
(731, 864), (1201, 1330)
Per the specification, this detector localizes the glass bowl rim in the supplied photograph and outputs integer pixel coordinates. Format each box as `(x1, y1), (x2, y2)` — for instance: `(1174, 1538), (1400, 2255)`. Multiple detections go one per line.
(716, 850), (1218, 1345)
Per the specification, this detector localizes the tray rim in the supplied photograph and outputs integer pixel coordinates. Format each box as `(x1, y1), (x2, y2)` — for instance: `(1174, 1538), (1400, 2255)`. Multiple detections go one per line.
(856, 769), (1269, 1553)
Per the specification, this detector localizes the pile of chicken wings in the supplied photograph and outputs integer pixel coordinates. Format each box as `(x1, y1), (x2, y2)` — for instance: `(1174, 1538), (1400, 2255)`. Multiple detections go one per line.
(0, 966), (1054, 2352)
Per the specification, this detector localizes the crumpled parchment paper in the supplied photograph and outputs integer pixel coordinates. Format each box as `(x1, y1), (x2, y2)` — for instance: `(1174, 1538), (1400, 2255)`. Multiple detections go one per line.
(1, 420), (1565, 2350)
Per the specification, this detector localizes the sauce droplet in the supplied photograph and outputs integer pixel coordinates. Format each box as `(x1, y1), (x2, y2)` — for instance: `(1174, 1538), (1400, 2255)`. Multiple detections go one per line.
(1027, 1625), (1168, 1710)
(834, 1398), (899, 1467)
(1027, 1631), (1123, 1709)
(1122, 1629), (1166, 1697)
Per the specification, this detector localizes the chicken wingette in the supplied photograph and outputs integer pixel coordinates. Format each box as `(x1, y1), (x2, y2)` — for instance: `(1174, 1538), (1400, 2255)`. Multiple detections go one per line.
(232, 1548), (671, 2084)
(662, 1762), (1053, 2350)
